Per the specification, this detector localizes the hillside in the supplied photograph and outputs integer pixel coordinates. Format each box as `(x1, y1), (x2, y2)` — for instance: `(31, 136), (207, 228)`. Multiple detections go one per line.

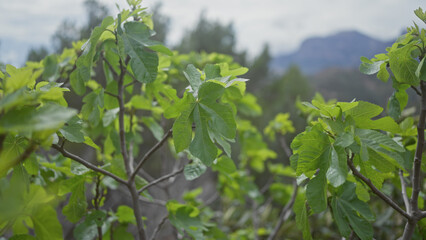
(271, 30), (393, 74)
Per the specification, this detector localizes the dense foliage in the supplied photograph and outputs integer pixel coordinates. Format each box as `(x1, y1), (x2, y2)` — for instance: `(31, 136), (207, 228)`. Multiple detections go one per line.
(2, 1), (426, 240)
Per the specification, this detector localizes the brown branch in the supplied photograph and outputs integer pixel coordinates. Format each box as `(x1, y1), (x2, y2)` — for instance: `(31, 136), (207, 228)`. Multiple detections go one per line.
(267, 180), (298, 240)
(138, 166), (184, 194)
(130, 129), (173, 182)
(399, 170), (411, 212)
(411, 86), (422, 96)
(347, 154), (410, 219)
(402, 81), (426, 240)
(117, 56), (132, 177)
(139, 196), (167, 207)
(150, 214), (169, 240)
(52, 144), (127, 185)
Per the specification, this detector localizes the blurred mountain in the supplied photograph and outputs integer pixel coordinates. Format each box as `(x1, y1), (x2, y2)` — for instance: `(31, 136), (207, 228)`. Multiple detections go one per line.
(271, 30), (393, 74)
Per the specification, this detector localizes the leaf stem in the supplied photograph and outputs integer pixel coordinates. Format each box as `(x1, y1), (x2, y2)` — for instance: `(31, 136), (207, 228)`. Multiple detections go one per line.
(347, 154), (410, 219)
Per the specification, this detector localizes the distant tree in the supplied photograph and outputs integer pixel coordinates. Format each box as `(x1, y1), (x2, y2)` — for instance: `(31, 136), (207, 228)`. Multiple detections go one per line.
(176, 13), (246, 65)
(79, 0), (109, 39)
(245, 44), (271, 92)
(26, 46), (49, 62)
(150, 3), (170, 43)
(51, 20), (80, 53)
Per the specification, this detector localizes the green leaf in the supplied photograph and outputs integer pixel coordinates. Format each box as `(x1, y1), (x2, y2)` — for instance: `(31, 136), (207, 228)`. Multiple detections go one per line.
(73, 210), (107, 240)
(212, 155), (236, 174)
(189, 105), (217, 166)
(359, 60), (384, 75)
(306, 169), (328, 213)
(204, 64), (221, 79)
(345, 101), (400, 133)
(293, 192), (312, 240)
(167, 201), (205, 239)
(119, 22), (160, 83)
(61, 176), (88, 223)
(296, 125), (331, 176)
(184, 160), (207, 180)
(172, 102), (195, 153)
(183, 64), (202, 96)
(326, 146), (348, 187)
(200, 101), (235, 139)
(121, 21), (172, 56)
(71, 16), (114, 95)
(0, 104), (76, 134)
(331, 182), (374, 240)
(59, 116), (85, 143)
(415, 7), (426, 23)
(141, 117), (164, 141)
(416, 57), (426, 81)
(116, 205), (136, 225)
(198, 81), (224, 102)
(83, 136), (100, 151)
(42, 55), (59, 81)
(389, 43), (419, 86)
(32, 205), (63, 240)
(388, 92), (401, 120)
(10, 235), (37, 240)
(102, 108), (119, 127)
(377, 62), (390, 82)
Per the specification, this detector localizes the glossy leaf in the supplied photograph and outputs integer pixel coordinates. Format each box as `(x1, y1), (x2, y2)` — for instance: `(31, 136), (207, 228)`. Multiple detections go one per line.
(389, 43), (419, 86)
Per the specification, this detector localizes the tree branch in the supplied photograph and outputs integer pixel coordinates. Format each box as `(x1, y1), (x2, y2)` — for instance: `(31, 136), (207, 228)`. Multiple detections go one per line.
(411, 86), (422, 96)
(267, 180), (298, 240)
(402, 81), (426, 240)
(117, 56), (132, 177)
(399, 170), (411, 212)
(138, 166), (184, 194)
(150, 214), (169, 240)
(52, 144), (127, 185)
(130, 129), (173, 182)
(347, 154), (410, 219)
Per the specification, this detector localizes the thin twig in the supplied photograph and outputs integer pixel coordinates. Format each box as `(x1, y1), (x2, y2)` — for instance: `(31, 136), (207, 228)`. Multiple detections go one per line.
(139, 196), (167, 207)
(101, 53), (119, 78)
(411, 86), (422, 96)
(138, 166), (184, 194)
(267, 181), (298, 240)
(150, 214), (169, 240)
(130, 129), (173, 182)
(399, 170), (411, 212)
(105, 91), (119, 98)
(124, 79), (138, 88)
(347, 154), (410, 219)
(52, 144), (127, 185)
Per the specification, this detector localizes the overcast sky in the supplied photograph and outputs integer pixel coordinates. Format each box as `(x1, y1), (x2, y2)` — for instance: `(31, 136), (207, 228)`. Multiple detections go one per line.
(0, 0), (424, 66)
